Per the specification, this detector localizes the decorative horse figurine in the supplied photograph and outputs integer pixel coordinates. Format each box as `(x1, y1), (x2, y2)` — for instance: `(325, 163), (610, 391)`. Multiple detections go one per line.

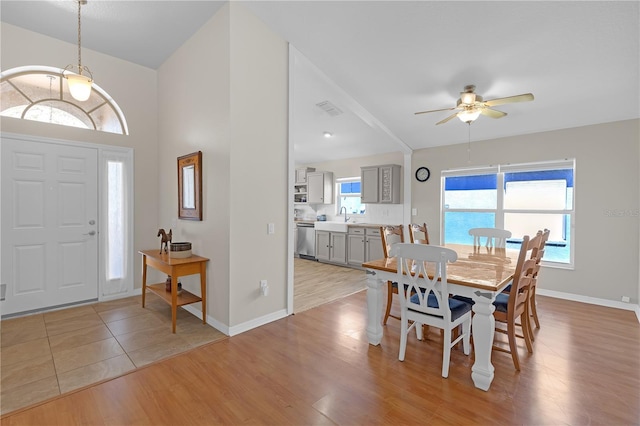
(157, 228), (172, 254)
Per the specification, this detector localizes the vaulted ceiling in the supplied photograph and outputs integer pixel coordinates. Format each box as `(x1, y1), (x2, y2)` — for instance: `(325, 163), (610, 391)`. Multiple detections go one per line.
(2, 1), (638, 164)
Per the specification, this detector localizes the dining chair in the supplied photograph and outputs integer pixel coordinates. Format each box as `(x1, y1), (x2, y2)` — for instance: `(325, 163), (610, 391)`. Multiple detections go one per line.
(527, 228), (550, 337)
(492, 232), (541, 371)
(408, 223), (430, 245)
(380, 225), (405, 325)
(392, 243), (472, 378)
(468, 227), (512, 249)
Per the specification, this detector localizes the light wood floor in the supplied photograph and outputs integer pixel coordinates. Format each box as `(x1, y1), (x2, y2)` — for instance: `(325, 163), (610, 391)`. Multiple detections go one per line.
(2, 272), (638, 424)
(293, 258), (367, 313)
(0, 295), (226, 415)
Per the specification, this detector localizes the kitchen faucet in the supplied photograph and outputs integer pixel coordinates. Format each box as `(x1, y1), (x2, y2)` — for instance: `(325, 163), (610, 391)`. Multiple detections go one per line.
(340, 206), (350, 223)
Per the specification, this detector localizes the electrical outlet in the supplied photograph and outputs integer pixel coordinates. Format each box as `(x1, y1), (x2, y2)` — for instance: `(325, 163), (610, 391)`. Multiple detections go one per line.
(260, 280), (268, 296)
(622, 296), (630, 303)
(412, 208), (417, 216)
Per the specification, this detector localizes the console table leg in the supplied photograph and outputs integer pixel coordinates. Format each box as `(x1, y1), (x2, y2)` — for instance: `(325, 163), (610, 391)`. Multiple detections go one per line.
(171, 274), (178, 333)
(200, 264), (207, 324)
(141, 256), (147, 308)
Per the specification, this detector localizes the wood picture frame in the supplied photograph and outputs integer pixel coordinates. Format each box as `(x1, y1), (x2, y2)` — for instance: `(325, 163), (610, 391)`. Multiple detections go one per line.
(177, 151), (202, 220)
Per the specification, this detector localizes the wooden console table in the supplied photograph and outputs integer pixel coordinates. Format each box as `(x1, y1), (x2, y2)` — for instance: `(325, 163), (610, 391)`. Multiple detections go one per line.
(139, 250), (209, 333)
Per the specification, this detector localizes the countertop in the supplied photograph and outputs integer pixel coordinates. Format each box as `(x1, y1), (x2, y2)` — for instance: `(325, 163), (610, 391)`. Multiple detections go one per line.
(294, 220), (391, 229)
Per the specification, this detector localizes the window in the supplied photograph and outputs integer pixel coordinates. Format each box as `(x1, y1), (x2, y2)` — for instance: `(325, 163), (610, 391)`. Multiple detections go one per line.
(442, 160), (575, 267)
(100, 149), (134, 298)
(337, 178), (366, 215)
(1, 66), (128, 135)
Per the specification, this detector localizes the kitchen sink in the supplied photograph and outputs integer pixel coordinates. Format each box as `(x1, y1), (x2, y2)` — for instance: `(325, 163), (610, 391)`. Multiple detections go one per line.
(314, 221), (349, 232)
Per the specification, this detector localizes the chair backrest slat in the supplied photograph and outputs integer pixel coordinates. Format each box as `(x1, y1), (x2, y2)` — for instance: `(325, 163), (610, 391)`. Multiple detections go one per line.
(380, 225), (404, 259)
(408, 223), (430, 245)
(391, 243), (457, 322)
(469, 227), (512, 249)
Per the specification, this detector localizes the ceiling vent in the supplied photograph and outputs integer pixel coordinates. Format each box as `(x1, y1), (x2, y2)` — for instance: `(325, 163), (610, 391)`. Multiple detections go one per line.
(316, 100), (343, 117)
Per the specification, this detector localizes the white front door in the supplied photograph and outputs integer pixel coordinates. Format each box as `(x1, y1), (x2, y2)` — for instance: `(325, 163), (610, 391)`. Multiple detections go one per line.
(1, 137), (98, 316)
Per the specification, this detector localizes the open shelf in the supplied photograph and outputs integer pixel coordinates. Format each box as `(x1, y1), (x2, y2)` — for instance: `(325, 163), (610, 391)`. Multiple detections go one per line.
(146, 282), (202, 306)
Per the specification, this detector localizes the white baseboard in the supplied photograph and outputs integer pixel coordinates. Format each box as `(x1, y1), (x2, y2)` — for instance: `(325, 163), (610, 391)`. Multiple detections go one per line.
(228, 309), (289, 336)
(182, 304), (230, 336)
(538, 288), (640, 323)
(182, 304), (288, 336)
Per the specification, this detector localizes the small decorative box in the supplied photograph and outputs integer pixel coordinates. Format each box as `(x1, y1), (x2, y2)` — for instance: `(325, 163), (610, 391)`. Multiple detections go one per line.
(169, 242), (192, 258)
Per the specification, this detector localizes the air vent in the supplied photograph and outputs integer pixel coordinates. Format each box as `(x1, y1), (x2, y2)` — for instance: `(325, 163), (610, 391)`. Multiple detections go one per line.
(316, 100), (343, 117)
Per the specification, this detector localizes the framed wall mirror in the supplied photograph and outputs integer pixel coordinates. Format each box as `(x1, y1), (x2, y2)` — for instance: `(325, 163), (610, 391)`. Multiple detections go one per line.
(177, 151), (202, 220)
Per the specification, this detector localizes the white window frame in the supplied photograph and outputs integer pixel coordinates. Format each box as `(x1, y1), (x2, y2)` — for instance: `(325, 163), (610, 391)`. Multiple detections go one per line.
(441, 159), (575, 269)
(1, 65), (129, 135)
(99, 147), (134, 300)
(336, 177), (366, 216)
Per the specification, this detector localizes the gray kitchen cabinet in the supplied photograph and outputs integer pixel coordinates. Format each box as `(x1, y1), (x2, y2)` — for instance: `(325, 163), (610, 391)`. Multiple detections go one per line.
(294, 167), (315, 204)
(348, 227), (384, 266)
(360, 166), (379, 203)
(295, 167), (315, 184)
(347, 228), (366, 265)
(366, 228), (384, 262)
(316, 230), (347, 264)
(307, 171), (334, 204)
(361, 164), (401, 204)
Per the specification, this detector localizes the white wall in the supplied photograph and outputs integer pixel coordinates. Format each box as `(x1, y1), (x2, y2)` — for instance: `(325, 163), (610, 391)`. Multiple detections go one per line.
(228, 3), (288, 327)
(411, 119), (640, 304)
(157, 4), (232, 326)
(0, 23), (160, 287)
(157, 3), (288, 330)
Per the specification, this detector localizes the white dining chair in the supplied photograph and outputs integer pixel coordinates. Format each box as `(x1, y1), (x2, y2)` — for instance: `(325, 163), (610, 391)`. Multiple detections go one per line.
(392, 243), (472, 378)
(469, 227), (512, 249)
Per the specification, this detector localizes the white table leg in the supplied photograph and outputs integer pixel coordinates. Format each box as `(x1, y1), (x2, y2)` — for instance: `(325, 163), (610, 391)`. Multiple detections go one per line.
(470, 292), (497, 391)
(365, 270), (384, 345)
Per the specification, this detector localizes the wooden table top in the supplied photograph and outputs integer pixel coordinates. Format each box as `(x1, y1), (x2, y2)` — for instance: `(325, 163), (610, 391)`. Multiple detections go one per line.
(362, 244), (518, 291)
(139, 250), (209, 265)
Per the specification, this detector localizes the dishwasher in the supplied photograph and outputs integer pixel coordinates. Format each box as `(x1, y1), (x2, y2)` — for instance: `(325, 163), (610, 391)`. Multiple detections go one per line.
(296, 223), (316, 260)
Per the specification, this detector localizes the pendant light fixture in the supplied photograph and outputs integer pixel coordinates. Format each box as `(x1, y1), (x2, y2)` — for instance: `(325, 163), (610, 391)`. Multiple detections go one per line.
(62, 0), (93, 102)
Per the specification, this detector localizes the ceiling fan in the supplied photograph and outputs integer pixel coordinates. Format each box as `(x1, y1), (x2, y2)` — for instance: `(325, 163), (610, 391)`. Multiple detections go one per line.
(415, 85), (534, 125)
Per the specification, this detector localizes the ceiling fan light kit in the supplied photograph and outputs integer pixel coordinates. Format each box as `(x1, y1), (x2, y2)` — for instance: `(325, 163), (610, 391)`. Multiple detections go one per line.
(415, 84), (534, 125)
(62, 0), (94, 102)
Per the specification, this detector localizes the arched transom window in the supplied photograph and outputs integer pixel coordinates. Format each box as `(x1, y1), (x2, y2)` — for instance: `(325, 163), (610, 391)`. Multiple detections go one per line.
(1, 65), (128, 135)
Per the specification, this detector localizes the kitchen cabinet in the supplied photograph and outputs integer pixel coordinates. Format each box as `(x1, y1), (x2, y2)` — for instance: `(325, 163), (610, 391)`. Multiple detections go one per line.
(296, 167), (315, 184)
(316, 230), (347, 264)
(360, 167), (379, 203)
(307, 171), (334, 204)
(294, 167), (315, 204)
(360, 164), (401, 204)
(347, 227), (383, 266)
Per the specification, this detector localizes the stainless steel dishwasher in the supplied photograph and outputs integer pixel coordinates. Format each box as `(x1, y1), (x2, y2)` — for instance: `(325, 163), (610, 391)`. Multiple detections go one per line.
(296, 223), (316, 260)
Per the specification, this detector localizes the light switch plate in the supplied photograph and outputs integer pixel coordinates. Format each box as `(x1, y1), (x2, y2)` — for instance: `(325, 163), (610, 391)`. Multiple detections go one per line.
(268, 223), (275, 234)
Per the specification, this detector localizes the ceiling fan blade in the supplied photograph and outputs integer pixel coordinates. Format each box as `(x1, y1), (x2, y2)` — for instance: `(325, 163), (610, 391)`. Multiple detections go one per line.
(484, 93), (534, 107)
(436, 112), (459, 125)
(415, 106), (456, 115)
(480, 108), (507, 119)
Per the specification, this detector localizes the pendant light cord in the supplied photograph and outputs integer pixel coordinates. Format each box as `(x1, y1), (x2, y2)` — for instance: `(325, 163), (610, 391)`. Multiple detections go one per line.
(467, 122), (472, 164)
(77, 0), (83, 75)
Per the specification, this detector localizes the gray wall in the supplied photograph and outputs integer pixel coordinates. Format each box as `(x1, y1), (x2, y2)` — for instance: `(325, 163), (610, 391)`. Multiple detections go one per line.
(412, 119), (640, 305)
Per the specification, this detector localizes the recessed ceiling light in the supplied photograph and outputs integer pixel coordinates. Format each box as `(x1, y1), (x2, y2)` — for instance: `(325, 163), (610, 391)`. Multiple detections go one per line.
(323, 132), (333, 138)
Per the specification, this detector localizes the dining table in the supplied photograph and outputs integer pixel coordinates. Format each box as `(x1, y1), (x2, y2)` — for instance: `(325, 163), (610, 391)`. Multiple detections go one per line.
(362, 243), (518, 391)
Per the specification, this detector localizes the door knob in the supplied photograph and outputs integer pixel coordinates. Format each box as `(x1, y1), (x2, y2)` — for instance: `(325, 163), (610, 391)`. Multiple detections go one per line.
(83, 230), (96, 236)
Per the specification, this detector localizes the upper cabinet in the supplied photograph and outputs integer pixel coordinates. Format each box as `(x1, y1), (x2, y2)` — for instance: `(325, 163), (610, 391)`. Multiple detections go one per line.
(361, 164), (401, 204)
(307, 171), (334, 204)
(294, 167), (315, 204)
(296, 167), (315, 184)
